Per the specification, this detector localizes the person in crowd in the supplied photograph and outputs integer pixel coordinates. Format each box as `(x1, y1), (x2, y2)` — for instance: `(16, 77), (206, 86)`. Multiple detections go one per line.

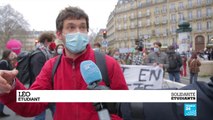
(0, 6), (128, 120)
(180, 52), (187, 77)
(145, 41), (169, 73)
(48, 42), (57, 57)
(54, 44), (64, 56)
(93, 42), (101, 52)
(30, 32), (56, 120)
(112, 49), (125, 64)
(6, 39), (22, 55)
(188, 52), (201, 84)
(0, 50), (17, 118)
(166, 45), (182, 83)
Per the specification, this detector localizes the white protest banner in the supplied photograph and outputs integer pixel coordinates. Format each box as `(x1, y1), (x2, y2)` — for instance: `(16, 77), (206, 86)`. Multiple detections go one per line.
(121, 65), (164, 90)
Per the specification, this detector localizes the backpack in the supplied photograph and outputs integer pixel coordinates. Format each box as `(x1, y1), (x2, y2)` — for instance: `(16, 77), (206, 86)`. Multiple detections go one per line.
(168, 54), (178, 69)
(16, 50), (41, 84)
(0, 60), (9, 69)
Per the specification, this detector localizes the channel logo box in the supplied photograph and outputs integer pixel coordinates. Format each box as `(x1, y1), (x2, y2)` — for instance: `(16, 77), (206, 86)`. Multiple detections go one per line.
(184, 104), (197, 116)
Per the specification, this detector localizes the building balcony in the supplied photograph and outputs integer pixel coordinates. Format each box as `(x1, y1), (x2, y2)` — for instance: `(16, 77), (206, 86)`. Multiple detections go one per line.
(186, 5), (193, 9)
(154, 21), (161, 26)
(170, 20), (177, 24)
(161, 10), (167, 14)
(146, 13), (151, 17)
(162, 20), (168, 24)
(169, 8), (176, 13)
(163, 33), (168, 37)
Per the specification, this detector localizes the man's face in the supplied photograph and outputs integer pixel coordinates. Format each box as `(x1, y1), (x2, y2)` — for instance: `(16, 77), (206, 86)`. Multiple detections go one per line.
(58, 18), (88, 41)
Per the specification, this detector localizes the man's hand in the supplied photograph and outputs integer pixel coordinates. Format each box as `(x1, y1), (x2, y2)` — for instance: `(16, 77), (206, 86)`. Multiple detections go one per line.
(0, 69), (18, 94)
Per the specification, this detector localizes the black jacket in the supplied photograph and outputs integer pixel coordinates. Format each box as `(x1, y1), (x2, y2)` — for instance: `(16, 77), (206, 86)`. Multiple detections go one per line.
(29, 50), (48, 86)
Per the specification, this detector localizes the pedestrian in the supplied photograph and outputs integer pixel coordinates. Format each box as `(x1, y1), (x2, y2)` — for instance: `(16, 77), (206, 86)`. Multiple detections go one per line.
(166, 45), (182, 83)
(145, 41), (169, 75)
(180, 52), (187, 77)
(188, 52), (201, 84)
(0, 50), (17, 118)
(31, 32), (56, 120)
(0, 6), (128, 120)
(54, 44), (64, 56)
(93, 42), (101, 52)
(112, 49), (125, 64)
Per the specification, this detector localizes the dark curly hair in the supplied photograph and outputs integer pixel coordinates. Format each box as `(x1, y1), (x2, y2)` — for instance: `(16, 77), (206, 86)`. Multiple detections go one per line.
(56, 6), (89, 32)
(38, 32), (55, 43)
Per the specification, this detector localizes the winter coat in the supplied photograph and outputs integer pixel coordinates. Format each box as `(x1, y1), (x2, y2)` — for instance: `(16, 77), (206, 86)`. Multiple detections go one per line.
(188, 59), (201, 73)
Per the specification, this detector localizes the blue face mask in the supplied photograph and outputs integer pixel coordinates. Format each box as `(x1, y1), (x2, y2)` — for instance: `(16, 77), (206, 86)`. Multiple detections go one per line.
(154, 47), (159, 53)
(65, 32), (89, 54)
(57, 48), (63, 55)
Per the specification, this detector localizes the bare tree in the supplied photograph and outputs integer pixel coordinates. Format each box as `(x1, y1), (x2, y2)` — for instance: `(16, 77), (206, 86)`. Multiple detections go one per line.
(0, 4), (30, 50)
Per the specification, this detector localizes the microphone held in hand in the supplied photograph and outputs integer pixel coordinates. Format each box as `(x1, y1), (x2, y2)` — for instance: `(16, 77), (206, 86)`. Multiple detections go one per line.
(80, 60), (111, 120)
(80, 60), (110, 90)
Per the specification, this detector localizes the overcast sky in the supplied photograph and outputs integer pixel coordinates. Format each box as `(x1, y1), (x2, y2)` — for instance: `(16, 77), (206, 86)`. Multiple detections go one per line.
(0, 0), (118, 32)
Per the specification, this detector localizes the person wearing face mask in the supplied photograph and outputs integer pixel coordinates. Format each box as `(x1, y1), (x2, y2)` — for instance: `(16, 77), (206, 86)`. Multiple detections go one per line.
(145, 41), (169, 71)
(0, 6), (128, 120)
(54, 44), (64, 56)
(93, 42), (101, 52)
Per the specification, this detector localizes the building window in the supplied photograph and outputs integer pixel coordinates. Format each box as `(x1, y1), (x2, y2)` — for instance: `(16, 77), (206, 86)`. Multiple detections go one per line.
(162, 5), (167, 13)
(197, 0), (202, 5)
(171, 14), (176, 22)
(179, 13), (184, 22)
(178, 2), (184, 10)
(138, 11), (142, 17)
(207, 0), (213, 4)
(206, 8), (212, 17)
(138, 21), (142, 27)
(171, 26), (176, 33)
(188, 0), (193, 8)
(124, 15), (127, 21)
(162, 15), (167, 23)
(197, 9), (202, 18)
(155, 7), (159, 14)
(124, 23), (127, 29)
(146, 0), (151, 4)
(155, 16), (159, 24)
(207, 21), (212, 30)
(147, 19), (150, 26)
(197, 22), (202, 31)
(146, 9), (150, 16)
(188, 11), (193, 20)
(131, 13), (134, 19)
(170, 3), (176, 11)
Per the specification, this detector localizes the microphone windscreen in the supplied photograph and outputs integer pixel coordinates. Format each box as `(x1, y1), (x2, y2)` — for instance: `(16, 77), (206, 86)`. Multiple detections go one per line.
(80, 60), (102, 85)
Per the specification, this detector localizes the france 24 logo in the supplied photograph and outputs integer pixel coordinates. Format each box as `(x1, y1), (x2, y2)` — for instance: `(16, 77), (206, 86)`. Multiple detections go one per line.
(184, 104), (197, 116)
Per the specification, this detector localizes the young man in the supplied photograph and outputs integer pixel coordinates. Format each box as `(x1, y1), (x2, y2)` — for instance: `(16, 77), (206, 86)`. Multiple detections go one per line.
(0, 6), (128, 120)
(145, 41), (169, 69)
(30, 32), (56, 120)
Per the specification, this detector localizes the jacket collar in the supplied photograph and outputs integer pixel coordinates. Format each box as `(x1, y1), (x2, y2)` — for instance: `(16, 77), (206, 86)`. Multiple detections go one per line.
(63, 44), (93, 64)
